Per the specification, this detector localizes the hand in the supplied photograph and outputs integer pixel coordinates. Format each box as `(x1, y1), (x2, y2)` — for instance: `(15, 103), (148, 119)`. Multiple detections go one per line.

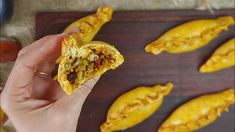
(0, 34), (99, 132)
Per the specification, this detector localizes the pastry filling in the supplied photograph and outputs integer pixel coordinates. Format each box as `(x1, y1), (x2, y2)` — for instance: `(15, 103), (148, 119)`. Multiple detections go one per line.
(65, 47), (116, 85)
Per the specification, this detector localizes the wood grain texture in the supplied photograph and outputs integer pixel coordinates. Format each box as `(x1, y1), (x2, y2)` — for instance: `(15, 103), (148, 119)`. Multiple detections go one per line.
(36, 10), (235, 132)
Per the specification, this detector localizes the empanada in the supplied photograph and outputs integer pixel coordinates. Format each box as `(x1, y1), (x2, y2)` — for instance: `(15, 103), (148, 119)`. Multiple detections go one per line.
(145, 16), (235, 55)
(52, 7), (113, 79)
(58, 38), (124, 95)
(101, 83), (173, 132)
(159, 89), (234, 132)
(61, 6), (113, 55)
(200, 38), (235, 73)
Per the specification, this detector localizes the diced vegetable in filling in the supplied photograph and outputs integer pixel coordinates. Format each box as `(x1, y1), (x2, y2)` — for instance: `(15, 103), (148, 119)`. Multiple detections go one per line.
(65, 47), (116, 84)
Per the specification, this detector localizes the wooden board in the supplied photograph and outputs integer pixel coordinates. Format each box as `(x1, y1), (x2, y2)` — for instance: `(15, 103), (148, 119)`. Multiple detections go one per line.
(36, 10), (235, 132)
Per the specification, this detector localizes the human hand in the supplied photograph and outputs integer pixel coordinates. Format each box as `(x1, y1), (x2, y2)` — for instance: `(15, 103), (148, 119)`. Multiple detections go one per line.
(0, 34), (99, 132)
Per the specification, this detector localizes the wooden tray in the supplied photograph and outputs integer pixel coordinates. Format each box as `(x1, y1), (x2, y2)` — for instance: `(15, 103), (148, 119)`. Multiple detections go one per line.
(36, 10), (235, 132)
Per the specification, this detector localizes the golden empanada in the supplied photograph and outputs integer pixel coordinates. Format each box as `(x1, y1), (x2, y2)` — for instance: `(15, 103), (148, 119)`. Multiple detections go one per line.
(159, 89), (234, 132)
(200, 38), (235, 73)
(61, 6), (113, 55)
(58, 37), (124, 95)
(52, 7), (113, 79)
(101, 83), (173, 132)
(145, 16), (235, 55)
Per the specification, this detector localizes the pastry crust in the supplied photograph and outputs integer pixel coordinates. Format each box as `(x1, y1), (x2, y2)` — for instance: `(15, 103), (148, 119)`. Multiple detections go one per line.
(200, 38), (235, 73)
(58, 40), (124, 95)
(53, 7), (113, 79)
(145, 16), (235, 55)
(158, 89), (235, 132)
(61, 6), (113, 55)
(101, 83), (173, 132)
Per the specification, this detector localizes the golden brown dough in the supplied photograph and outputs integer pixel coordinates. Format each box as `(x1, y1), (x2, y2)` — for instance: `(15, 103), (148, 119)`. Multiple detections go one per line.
(200, 38), (235, 73)
(101, 83), (173, 132)
(52, 7), (113, 79)
(145, 16), (235, 55)
(159, 89), (235, 132)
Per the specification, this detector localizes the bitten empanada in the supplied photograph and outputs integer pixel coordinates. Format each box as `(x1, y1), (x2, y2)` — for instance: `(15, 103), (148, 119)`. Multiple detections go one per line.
(52, 7), (113, 79)
(159, 89), (235, 132)
(101, 83), (173, 132)
(145, 16), (235, 55)
(58, 38), (124, 95)
(200, 38), (235, 73)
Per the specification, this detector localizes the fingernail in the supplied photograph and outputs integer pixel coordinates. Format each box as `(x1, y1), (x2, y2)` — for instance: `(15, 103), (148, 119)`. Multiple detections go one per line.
(65, 27), (80, 34)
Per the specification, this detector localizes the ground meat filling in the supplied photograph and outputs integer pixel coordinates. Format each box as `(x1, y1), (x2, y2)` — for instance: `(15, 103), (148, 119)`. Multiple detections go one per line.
(66, 48), (116, 84)
(67, 71), (77, 84)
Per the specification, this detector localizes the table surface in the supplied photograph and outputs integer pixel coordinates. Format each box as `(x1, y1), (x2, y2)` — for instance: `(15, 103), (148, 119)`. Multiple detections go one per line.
(36, 10), (235, 132)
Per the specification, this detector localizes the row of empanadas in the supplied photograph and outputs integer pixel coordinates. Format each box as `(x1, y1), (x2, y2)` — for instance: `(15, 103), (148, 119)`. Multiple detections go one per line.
(145, 16), (235, 73)
(101, 85), (234, 132)
(54, 7), (234, 132)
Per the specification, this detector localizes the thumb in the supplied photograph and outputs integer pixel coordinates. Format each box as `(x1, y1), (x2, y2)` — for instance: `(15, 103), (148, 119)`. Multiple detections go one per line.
(54, 77), (100, 113)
